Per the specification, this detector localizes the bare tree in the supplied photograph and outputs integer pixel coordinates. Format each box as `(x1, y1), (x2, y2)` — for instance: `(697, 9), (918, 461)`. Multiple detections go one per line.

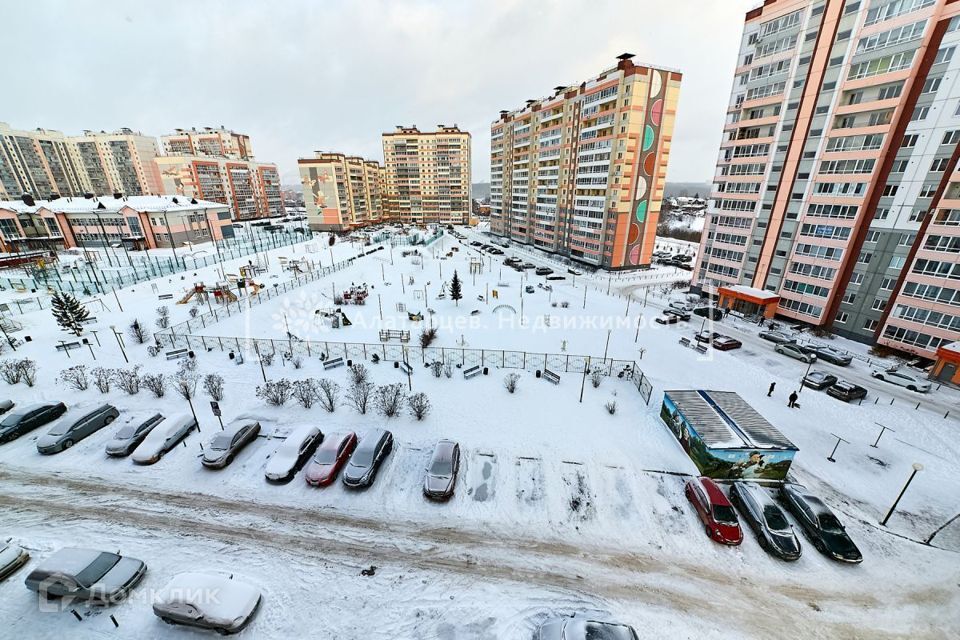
(443, 363), (453, 378)
(349, 363), (369, 386)
(260, 350), (275, 367)
(317, 378), (340, 413)
(430, 361), (443, 378)
(590, 369), (603, 389)
(292, 378), (320, 408)
(605, 400), (617, 415)
(16, 359), (38, 387)
(173, 370), (199, 401)
(375, 383), (406, 418)
(346, 380), (375, 414)
(128, 319), (150, 344)
(202, 374), (224, 401)
(256, 379), (292, 406)
(90, 367), (114, 393)
(113, 366), (142, 395)
(142, 373), (168, 398)
(504, 373), (520, 394)
(0, 360), (21, 385)
(291, 356), (303, 369)
(155, 305), (171, 329)
(58, 365), (89, 391)
(408, 392), (431, 421)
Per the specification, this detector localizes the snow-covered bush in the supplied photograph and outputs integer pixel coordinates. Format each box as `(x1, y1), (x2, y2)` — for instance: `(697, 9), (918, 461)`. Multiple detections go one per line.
(113, 366), (142, 395)
(128, 319), (150, 344)
(504, 373), (520, 394)
(177, 358), (197, 373)
(58, 365), (89, 391)
(349, 363), (369, 386)
(590, 369), (603, 389)
(202, 374), (224, 401)
(16, 359), (37, 387)
(430, 361), (443, 378)
(317, 378), (340, 413)
(347, 380), (374, 414)
(375, 383), (406, 418)
(173, 370), (199, 401)
(292, 378), (320, 408)
(260, 350), (275, 367)
(419, 327), (438, 348)
(90, 367), (114, 393)
(188, 307), (199, 318)
(408, 392), (431, 421)
(142, 373), (167, 398)
(605, 401), (617, 415)
(0, 360), (22, 385)
(155, 305), (171, 329)
(444, 363), (453, 378)
(146, 345), (160, 358)
(292, 356), (303, 370)
(257, 379), (292, 406)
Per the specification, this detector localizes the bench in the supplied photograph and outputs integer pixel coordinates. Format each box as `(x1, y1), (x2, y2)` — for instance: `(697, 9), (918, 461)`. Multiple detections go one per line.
(55, 341), (81, 352)
(398, 361), (413, 375)
(165, 348), (189, 360)
(379, 329), (410, 343)
(323, 356), (345, 370)
(157, 294), (174, 300)
(463, 365), (482, 379)
(694, 344), (708, 355)
(678, 337), (691, 348)
(543, 369), (560, 385)
(79, 316), (97, 325)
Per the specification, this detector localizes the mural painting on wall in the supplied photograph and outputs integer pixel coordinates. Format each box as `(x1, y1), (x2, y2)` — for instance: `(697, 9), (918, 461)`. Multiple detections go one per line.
(626, 70), (665, 266)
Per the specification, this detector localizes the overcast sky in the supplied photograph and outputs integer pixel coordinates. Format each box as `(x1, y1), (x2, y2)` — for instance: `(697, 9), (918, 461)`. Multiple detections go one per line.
(7, 0), (757, 185)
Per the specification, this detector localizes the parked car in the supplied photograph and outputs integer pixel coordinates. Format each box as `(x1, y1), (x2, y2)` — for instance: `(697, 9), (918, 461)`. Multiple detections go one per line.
(37, 404), (119, 454)
(802, 371), (838, 391)
(567, 268), (583, 276)
(695, 330), (720, 344)
(779, 484), (862, 563)
(663, 308), (691, 321)
(870, 367), (932, 393)
(684, 476), (742, 545)
(154, 572), (262, 634)
(826, 380), (868, 403)
(0, 400), (13, 415)
(0, 544), (29, 581)
(775, 342), (817, 363)
(729, 482), (801, 561)
(535, 266), (554, 276)
(264, 424), (323, 483)
(469, 241), (482, 247)
(202, 419), (261, 469)
(488, 247), (503, 255)
(655, 314), (681, 325)
(712, 335), (742, 351)
(423, 439), (461, 500)
(105, 413), (165, 457)
(521, 262), (535, 269)
(305, 431), (358, 486)
(668, 300), (691, 313)
(812, 346), (853, 366)
(536, 615), (639, 640)
(758, 330), (794, 344)
(25, 548), (146, 604)
(131, 414), (197, 465)
(674, 254), (693, 263)
(343, 428), (394, 488)
(693, 306), (723, 321)
(0, 402), (67, 444)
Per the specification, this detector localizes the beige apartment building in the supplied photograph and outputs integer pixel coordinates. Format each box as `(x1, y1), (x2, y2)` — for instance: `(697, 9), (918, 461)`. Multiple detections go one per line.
(298, 152), (385, 231)
(161, 127), (253, 160)
(490, 55), (682, 269)
(382, 125), (471, 224)
(0, 122), (162, 200)
(696, 0), (960, 364)
(155, 155), (283, 221)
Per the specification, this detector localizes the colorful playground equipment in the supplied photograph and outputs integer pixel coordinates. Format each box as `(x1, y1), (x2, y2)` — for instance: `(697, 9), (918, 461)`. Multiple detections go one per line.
(341, 284), (369, 305)
(315, 307), (352, 328)
(177, 282), (239, 305)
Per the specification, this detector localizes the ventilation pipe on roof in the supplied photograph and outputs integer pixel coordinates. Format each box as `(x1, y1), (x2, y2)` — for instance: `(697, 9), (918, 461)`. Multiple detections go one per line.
(48, 193), (60, 201)
(21, 193), (35, 206)
(83, 193), (94, 199)
(113, 192), (123, 199)
(97, 202), (106, 210)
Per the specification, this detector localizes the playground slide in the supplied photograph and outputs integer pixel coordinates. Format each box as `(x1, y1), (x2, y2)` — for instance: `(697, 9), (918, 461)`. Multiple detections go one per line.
(177, 291), (195, 304)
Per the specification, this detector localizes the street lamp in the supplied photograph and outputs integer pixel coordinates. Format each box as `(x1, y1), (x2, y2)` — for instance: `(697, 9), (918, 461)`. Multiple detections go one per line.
(797, 356), (816, 394)
(109, 325), (128, 364)
(880, 463), (924, 527)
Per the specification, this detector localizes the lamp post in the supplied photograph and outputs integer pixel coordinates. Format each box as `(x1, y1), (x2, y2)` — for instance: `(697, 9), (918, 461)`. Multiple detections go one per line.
(797, 356), (816, 394)
(109, 325), (128, 363)
(880, 463), (923, 526)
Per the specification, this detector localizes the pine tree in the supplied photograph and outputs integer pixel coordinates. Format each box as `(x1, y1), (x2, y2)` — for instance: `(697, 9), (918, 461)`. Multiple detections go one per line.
(51, 292), (89, 336)
(450, 270), (462, 306)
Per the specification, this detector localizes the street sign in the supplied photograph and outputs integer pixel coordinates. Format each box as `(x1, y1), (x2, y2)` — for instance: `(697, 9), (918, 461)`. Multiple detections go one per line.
(210, 401), (221, 417)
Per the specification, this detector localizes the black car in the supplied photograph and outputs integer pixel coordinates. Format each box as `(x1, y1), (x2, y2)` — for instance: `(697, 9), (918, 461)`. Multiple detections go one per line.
(343, 429), (394, 488)
(729, 482), (801, 561)
(779, 484), (862, 564)
(693, 306), (723, 321)
(0, 402), (67, 444)
(802, 371), (838, 391)
(663, 308), (691, 321)
(826, 380), (868, 402)
(535, 267), (554, 276)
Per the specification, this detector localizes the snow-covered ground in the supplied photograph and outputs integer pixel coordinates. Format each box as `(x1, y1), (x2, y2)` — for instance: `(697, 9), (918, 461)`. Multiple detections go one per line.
(0, 227), (958, 639)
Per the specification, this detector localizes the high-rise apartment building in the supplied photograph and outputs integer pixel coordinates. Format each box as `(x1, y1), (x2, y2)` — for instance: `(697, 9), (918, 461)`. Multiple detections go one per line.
(490, 55), (681, 269)
(298, 152), (384, 231)
(382, 125), (471, 224)
(0, 123), (162, 200)
(697, 0), (960, 360)
(155, 127), (282, 220)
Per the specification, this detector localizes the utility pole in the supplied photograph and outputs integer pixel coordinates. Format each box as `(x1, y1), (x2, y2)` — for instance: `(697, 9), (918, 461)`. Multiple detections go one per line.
(880, 463), (923, 526)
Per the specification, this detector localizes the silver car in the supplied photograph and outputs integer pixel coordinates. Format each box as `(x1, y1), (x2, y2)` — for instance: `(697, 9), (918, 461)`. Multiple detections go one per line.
(201, 419), (261, 469)
(153, 572), (262, 634)
(0, 544), (29, 581)
(37, 404), (119, 454)
(105, 413), (165, 457)
(775, 342), (816, 364)
(423, 439), (460, 500)
(537, 615), (638, 640)
(131, 414), (197, 465)
(24, 547), (146, 604)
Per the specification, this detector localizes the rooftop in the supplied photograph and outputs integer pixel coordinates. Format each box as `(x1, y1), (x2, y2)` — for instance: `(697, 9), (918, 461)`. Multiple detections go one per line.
(0, 195), (228, 214)
(665, 390), (797, 451)
(719, 284), (780, 302)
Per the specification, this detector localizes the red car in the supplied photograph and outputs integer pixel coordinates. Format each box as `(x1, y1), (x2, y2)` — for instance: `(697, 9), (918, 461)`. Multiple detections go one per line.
(685, 476), (742, 545)
(712, 335), (743, 351)
(304, 432), (358, 486)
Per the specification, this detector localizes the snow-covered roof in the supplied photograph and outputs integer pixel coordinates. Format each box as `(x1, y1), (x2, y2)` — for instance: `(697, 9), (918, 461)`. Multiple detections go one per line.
(718, 284), (779, 302)
(665, 390), (797, 451)
(0, 195), (227, 214)
(941, 341), (960, 355)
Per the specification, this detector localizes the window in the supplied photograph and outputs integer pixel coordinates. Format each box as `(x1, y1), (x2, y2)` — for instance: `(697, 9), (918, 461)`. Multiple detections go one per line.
(848, 50), (916, 80)
(872, 298), (888, 311)
(858, 251), (873, 264)
(911, 106), (929, 121)
(865, 1), (935, 28)
(865, 230), (881, 243)
(919, 184), (937, 198)
(874, 207), (890, 220)
(863, 319), (879, 331)
(880, 278), (896, 290)
(934, 46), (956, 65)
(891, 160), (908, 173)
(909, 209), (926, 222)
(857, 20), (926, 54)
(881, 184), (899, 197)
(878, 83), (904, 101)
(922, 77), (942, 94)
(850, 272), (865, 285)
(943, 131), (960, 146)
(931, 158), (950, 172)
(835, 311), (849, 323)
(901, 134), (919, 148)
(842, 292), (857, 304)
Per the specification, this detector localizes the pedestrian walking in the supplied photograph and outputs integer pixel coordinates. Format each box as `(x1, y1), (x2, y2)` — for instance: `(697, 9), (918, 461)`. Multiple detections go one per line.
(788, 390), (799, 408)
(768, 382), (776, 397)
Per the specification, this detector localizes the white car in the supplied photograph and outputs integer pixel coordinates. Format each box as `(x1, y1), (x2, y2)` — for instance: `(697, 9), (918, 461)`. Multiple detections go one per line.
(0, 544), (29, 581)
(131, 414), (197, 465)
(870, 368), (932, 393)
(153, 572), (262, 634)
(668, 300), (691, 313)
(775, 343), (817, 364)
(264, 424), (323, 483)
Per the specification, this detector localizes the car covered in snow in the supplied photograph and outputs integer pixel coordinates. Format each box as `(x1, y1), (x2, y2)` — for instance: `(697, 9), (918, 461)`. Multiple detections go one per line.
(711, 335), (742, 351)
(202, 419), (261, 469)
(655, 313), (681, 325)
(779, 484), (862, 564)
(663, 308), (691, 321)
(423, 439), (461, 500)
(802, 371), (837, 391)
(567, 267), (583, 276)
(105, 412), (165, 457)
(684, 476), (742, 545)
(729, 482), (801, 561)
(0, 544), (29, 581)
(775, 342), (816, 364)
(870, 367), (932, 393)
(668, 300), (691, 313)
(25, 547), (146, 604)
(343, 428), (394, 488)
(758, 330), (794, 344)
(131, 414), (197, 465)
(264, 424), (323, 483)
(826, 380), (868, 403)
(536, 614), (639, 640)
(36, 403), (119, 454)
(0, 399), (13, 415)
(0, 401), (67, 444)
(305, 431), (358, 486)
(153, 572), (262, 634)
